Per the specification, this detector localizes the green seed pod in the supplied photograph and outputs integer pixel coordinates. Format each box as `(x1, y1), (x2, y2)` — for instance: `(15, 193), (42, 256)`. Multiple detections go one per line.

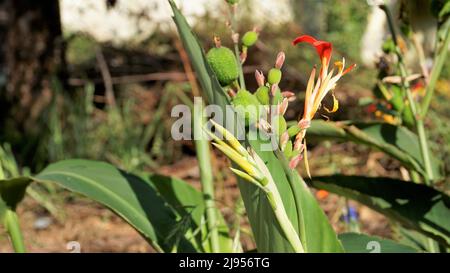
(272, 115), (287, 136)
(226, 0), (239, 4)
(255, 86), (270, 105)
(232, 89), (261, 124)
(206, 47), (239, 86)
(242, 31), (258, 47)
(268, 68), (282, 85)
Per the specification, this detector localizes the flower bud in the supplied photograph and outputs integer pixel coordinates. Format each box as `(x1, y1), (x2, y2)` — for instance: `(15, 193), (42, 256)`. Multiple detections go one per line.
(278, 98), (289, 116)
(255, 70), (265, 87)
(275, 52), (285, 69)
(289, 154), (302, 169)
(270, 83), (278, 96)
(280, 131), (290, 150)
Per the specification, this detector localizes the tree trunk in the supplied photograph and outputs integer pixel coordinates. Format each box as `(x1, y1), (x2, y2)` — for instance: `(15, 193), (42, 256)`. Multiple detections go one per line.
(0, 0), (65, 131)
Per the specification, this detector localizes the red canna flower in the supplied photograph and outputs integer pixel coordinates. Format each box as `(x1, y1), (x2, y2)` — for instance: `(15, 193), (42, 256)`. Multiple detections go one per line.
(293, 35), (333, 75)
(289, 35), (356, 172)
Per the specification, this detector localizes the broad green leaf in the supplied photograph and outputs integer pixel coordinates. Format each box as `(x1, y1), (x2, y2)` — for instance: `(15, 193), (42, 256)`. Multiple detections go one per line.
(0, 177), (31, 219)
(170, 0), (343, 252)
(33, 159), (198, 252)
(149, 174), (233, 252)
(0, 177), (31, 221)
(339, 232), (418, 253)
(309, 175), (450, 247)
(307, 120), (442, 180)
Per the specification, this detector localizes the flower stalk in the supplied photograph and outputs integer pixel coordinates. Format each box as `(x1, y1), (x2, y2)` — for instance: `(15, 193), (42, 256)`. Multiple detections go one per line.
(205, 120), (304, 253)
(193, 99), (220, 252)
(379, 3), (435, 184)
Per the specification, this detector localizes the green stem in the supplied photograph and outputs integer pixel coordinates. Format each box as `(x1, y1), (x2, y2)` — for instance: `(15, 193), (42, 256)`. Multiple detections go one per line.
(4, 209), (26, 253)
(229, 5), (245, 90)
(416, 119), (434, 184)
(193, 99), (220, 253)
(234, 44), (246, 90)
(264, 178), (304, 253)
(380, 3), (434, 184)
(421, 22), (450, 116)
(426, 238), (437, 253)
(274, 149), (307, 250)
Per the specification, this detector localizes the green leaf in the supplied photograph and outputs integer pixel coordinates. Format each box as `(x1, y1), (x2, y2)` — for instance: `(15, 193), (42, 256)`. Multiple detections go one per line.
(149, 174), (233, 252)
(307, 121), (442, 180)
(309, 175), (450, 247)
(0, 177), (31, 221)
(169, 0), (343, 252)
(33, 159), (198, 252)
(339, 232), (418, 253)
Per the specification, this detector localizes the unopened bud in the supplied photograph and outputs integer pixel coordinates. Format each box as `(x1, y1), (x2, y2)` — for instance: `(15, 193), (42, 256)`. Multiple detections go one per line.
(270, 83), (278, 96)
(275, 52), (285, 69)
(214, 36), (222, 48)
(293, 137), (304, 152)
(289, 154), (302, 169)
(227, 88), (236, 98)
(240, 50), (247, 63)
(280, 131), (289, 149)
(298, 119), (311, 130)
(278, 98), (289, 115)
(232, 33), (239, 44)
(255, 70), (265, 87)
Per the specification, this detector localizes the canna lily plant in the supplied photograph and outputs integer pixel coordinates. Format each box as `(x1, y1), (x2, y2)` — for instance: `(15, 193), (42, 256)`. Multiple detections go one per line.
(0, 0), (448, 254)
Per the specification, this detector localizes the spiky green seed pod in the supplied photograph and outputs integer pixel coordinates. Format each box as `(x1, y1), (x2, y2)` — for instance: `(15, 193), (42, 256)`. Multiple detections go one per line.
(272, 115), (287, 136)
(232, 89), (261, 124)
(255, 86), (270, 105)
(206, 47), (239, 86)
(242, 31), (258, 47)
(268, 68), (282, 85)
(226, 0), (239, 4)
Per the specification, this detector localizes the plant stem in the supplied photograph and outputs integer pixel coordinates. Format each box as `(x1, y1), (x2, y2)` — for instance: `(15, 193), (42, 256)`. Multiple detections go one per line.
(380, 3), (434, 184)
(426, 237), (437, 253)
(421, 22), (450, 116)
(4, 209), (26, 253)
(229, 5), (245, 90)
(416, 119), (434, 184)
(274, 149), (307, 249)
(193, 99), (220, 252)
(264, 178), (304, 253)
